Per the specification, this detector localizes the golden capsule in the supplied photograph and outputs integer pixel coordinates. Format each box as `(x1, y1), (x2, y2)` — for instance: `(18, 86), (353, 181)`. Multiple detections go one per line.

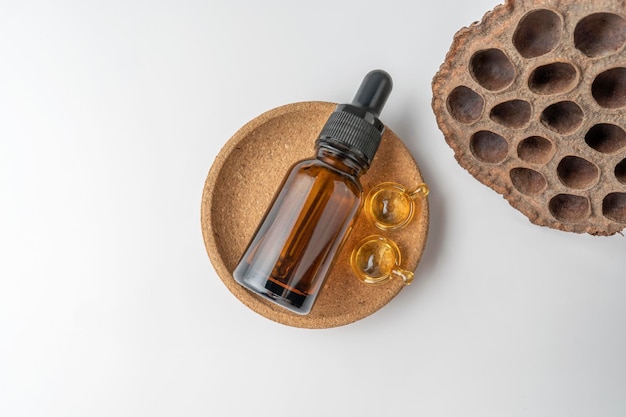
(350, 236), (414, 285)
(365, 182), (429, 231)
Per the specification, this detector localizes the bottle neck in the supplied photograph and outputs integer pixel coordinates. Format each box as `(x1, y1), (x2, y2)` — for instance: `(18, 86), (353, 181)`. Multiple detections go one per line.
(315, 143), (369, 177)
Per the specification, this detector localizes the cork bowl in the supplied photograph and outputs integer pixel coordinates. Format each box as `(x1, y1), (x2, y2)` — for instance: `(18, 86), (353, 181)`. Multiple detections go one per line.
(201, 101), (429, 328)
(432, 0), (626, 235)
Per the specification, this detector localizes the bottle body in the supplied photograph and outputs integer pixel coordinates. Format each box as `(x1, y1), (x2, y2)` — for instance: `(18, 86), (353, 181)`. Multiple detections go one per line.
(233, 149), (363, 315)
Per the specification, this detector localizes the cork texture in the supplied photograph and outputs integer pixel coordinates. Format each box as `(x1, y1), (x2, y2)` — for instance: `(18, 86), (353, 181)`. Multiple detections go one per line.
(432, 0), (626, 235)
(201, 101), (429, 328)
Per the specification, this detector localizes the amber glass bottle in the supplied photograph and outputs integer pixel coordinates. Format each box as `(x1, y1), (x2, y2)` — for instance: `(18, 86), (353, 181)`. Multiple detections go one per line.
(233, 70), (393, 315)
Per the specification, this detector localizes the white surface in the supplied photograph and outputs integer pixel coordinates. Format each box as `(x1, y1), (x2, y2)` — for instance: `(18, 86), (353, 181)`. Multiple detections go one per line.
(1, 1), (625, 416)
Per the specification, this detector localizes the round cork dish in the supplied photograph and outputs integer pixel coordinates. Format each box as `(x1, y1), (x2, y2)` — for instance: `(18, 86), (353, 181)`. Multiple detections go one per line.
(201, 101), (429, 328)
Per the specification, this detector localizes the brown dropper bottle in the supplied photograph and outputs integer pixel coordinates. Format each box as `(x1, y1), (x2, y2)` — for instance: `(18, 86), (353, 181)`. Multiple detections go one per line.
(233, 70), (393, 315)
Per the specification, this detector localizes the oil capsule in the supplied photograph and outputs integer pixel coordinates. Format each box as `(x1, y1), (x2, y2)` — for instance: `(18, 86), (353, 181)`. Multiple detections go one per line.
(365, 182), (429, 231)
(350, 235), (414, 285)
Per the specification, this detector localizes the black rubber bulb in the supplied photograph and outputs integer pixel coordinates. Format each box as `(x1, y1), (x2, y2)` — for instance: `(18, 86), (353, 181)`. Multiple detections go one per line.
(350, 69), (393, 117)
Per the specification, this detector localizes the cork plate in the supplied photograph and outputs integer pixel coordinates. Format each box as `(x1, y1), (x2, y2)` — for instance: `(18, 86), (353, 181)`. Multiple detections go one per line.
(201, 101), (429, 328)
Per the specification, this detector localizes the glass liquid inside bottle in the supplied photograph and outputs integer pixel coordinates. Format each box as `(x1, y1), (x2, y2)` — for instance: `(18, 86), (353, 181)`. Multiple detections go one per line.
(233, 70), (393, 315)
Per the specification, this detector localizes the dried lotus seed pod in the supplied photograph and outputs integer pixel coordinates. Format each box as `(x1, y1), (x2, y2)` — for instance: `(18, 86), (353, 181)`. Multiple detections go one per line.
(432, 0), (626, 235)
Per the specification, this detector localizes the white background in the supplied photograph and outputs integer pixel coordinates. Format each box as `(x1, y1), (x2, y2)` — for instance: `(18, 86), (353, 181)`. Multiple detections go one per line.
(1, 1), (625, 416)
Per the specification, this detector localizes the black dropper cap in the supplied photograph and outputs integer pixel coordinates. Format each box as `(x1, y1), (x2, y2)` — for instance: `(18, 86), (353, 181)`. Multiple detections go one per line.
(351, 69), (393, 118)
(316, 70), (393, 168)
